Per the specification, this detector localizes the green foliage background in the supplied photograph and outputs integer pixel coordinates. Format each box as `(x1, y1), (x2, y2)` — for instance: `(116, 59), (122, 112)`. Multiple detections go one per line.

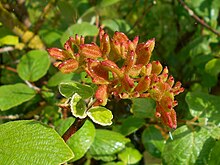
(0, 0), (220, 164)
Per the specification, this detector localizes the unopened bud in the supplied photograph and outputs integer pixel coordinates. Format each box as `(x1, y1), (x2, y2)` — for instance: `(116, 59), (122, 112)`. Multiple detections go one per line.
(47, 48), (71, 60)
(151, 61), (162, 75)
(57, 59), (79, 73)
(80, 43), (102, 59)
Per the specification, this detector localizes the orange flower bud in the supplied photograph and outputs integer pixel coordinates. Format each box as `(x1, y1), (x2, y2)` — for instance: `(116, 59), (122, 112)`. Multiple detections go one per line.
(151, 61), (162, 75)
(47, 48), (71, 60)
(57, 59), (79, 73)
(94, 85), (108, 106)
(101, 60), (123, 78)
(100, 33), (111, 58)
(80, 43), (102, 59)
(134, 76), (151, 93)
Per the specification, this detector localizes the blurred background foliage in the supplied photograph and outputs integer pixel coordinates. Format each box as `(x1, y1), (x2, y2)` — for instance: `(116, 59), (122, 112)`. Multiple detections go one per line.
(0, 0), (220, 164)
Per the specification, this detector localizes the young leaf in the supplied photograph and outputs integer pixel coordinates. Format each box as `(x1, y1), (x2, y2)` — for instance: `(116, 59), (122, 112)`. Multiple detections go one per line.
(87, 106), (113, 126)
(59, 81), (94, 99)
(118, 147), (142, 164)
(0, 120), (74, 164)
(89, 129), (130, 156)
(0, 83), (36, 111)
(17, 50), (50, 82)
(70, 93), (87, 119)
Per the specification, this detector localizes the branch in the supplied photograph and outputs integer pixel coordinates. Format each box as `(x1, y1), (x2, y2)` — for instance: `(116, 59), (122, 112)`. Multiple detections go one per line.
(178, 0), (220, 37)
(62, 118), (86, 142)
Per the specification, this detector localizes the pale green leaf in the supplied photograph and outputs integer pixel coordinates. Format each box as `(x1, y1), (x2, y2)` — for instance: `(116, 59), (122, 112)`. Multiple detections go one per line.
(87, 106), (113, 126)
(0, 35), (18, 46)
(17, 50), (50, 82)
(0, 83), (36, 111)
(0, 120), (74, 164)
(47, 72), (74, 87)
(70, 93), (87, 119)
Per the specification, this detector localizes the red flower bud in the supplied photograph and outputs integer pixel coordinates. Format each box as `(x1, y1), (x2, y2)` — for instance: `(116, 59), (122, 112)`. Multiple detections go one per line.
(101, 60), (123, 78)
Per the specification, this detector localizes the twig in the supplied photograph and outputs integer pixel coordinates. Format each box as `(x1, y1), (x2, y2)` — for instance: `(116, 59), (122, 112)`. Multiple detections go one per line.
(126, 0), (156, 34)
(62, 118), (86, 142)
(178, 0), (220, 37)
(24, 80), (41, 92)
(0, 114), (20, 120)
(1, 65), (17, 73)
(33, 0), (58, 34)
(0, 46), (14, 53)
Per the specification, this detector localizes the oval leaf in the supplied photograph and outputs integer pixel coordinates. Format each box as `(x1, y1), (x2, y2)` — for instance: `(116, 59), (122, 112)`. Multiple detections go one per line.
(87, 106), (113, 126)
(66, 120), (96, 162)
(89, 129), (130, 156)
(17, 50), (50, 82)
(0, 120), (74, 164)
(162, 126), (212, 164)
(70, 93), (87, 119)
(118, 147), (142, 164)
(0, 83), (36, 111)
(59, 81), (94, 99)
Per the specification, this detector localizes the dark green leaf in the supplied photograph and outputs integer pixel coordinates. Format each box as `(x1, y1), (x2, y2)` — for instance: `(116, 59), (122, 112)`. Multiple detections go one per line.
(208, 140), (220, 165)
(142, 126), (165, 158)
(59, 81), (94, 99)
(0, 83), (36, 111)
(119, 116), (145, 136)
(60, 22), (98, 45)
(89, 129), (130, 156)
(17, 50), (50, 82)
(131, 98), (156, 118)
(0, 120), (74, 164)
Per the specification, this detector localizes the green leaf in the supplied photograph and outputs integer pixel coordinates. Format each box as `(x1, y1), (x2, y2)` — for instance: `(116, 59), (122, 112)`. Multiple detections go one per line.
(103, 162), (124, 165)
(0, 35), (18, 46)
(66, 120), (96, 162)
(59, 81), (94, 99)
(60, 22), (98, 45)
(17, 50), (50, 82)
(205, 58), (220, 86)
(118, 147), (142, 164)
(47, 72), (74, 87)
(0, 120), (74, 164)
(162, 126), (212, 164)
(87, 106), (113, 126)
(0, 83), (36, 111)
(98, 0), (120, 7)
(185, 92), (220, 125)
(208, 140), (220, 164)
(55, 117), (75, 136)
(118, 116), (145, 136)
(142, 126), (165, 158)
(70, 93), (87, 119)
(89, 129), (130, 156)
(131, 98), (156, 118)
(93, 155), (117, 162)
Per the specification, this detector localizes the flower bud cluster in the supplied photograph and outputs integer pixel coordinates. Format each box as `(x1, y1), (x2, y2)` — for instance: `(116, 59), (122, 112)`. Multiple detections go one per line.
(47, 28), (184, 129)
